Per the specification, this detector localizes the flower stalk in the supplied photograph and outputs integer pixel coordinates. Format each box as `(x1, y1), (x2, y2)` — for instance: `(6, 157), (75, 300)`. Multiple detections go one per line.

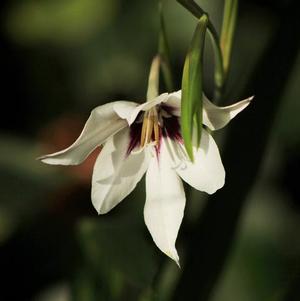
(220, 0), (239, 76)
(147, 55), (161, 101)
(176, 0), (225, 100)
(158, 0), (174, 92)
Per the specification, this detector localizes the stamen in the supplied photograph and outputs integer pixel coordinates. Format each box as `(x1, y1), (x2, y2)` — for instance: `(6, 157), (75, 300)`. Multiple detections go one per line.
(140, 113), (149, 147)
(146, 113), (154, 144)
(154, 115), (160, 147)
(140, 108), (159, 149)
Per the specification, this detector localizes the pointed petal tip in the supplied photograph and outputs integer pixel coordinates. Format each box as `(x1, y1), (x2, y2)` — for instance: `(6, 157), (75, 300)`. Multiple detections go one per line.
(244, 95), (254, 105)
(36, 155), (60, 165)
(206, 173), (225, 195)
(165, 249), (180, 267)
(175, 258), (181, 269)
(96, 208), (102, 215)
(93, 202), (107, 215)
(206, 183), (225, 195)
(91, 195), (108, 215)
(36, 155), (77, 166)
(36, 155), (44, 162)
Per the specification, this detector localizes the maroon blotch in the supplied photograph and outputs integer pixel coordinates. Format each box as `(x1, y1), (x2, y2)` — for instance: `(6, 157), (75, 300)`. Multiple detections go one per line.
(163, 116), (182, 142)
(127, 122), (142, 155)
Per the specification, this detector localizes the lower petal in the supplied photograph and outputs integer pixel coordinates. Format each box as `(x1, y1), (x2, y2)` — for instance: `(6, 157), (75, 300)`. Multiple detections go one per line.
(174, 129), (225, 194)
(92, 128), (150, 214)
(144, 139), (185, 266)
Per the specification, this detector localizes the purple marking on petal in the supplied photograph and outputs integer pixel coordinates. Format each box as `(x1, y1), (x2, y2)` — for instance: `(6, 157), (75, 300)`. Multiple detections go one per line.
(155, 127), (162, 160)
(160, 104), (176, 115)
(127, 122), (142, 155)
(162, 116), (182, 142)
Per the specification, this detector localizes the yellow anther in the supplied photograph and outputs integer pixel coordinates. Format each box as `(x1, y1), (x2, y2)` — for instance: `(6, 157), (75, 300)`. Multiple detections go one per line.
(146, 114), (154, 144)
(140, 109), (160, 148)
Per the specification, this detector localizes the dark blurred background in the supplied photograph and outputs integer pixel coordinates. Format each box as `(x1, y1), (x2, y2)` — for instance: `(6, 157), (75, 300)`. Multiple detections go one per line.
(0, 0), (299, 300)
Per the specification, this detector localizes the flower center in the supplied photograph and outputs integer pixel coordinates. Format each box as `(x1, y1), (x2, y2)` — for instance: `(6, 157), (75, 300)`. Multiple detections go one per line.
(127, 104), (182, 156)
(140, 108), (160, 148)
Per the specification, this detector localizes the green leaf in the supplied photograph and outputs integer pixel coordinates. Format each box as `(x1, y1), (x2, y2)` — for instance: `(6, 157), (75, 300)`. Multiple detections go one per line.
(77, 217), (157, 288)
(181, 14), (208, 161)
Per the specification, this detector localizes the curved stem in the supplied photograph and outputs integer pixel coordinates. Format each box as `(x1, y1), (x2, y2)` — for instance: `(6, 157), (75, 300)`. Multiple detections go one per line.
(158, 1), (175, 92)
(177, 0), (225, 101)
(220, 0), (239, 76)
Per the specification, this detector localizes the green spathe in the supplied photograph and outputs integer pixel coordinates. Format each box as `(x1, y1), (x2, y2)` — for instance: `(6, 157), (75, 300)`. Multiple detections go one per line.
(181, 14), (208, 161)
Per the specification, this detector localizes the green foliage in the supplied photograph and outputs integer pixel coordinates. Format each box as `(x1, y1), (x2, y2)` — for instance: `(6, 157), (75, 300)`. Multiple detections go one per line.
(5, 0), (118, 45)
(76, 217), (157, 299)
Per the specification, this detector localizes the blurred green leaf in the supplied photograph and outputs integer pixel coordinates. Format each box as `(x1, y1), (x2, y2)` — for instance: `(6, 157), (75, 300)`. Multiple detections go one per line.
(71, 269), (106, 301)
(0, 134), (67, 242)
(181, 14), (208, 160)
(5, 0), (118, 45)
(77, 217), (157, 290)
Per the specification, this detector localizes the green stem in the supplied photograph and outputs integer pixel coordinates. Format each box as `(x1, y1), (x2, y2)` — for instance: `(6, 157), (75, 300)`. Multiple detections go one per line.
(177, 0), (225, 100)
(220, 0), (239, 76)
(158, 0), (174, 92)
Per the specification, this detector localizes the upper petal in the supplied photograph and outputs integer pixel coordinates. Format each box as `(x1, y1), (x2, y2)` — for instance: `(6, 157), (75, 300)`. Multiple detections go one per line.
(124, 93), (169, 125)
(164, 90), (181, 116)
(172, 129), (225, 194)
(113, 101), (139, 124)
(39, 102), (127, 165)
(164, 90), (252, 129)
(144, 139), (186, 266)
(92, 128), (150, 214)
(203, 95), (253, 130)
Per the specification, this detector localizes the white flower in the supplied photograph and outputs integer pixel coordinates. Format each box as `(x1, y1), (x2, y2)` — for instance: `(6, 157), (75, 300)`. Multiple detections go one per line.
(39, 90), (252, 265)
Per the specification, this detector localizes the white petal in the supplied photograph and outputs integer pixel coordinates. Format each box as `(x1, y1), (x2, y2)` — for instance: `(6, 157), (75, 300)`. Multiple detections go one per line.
(127, 93), (169, 125)
(174, 129), (225, 194)
(92, 128), (150, 214)
(113, 101), (139, 124)
(203, 95), (253, 130)
(164, 90), (252, 129)
(164, 90), (181, 116)
(39, 102), (127, 165)
(144, 139), (185, 266)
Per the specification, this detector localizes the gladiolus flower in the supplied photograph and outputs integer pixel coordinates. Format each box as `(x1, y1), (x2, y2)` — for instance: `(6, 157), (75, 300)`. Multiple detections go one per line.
(39, 91), (252, 265)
